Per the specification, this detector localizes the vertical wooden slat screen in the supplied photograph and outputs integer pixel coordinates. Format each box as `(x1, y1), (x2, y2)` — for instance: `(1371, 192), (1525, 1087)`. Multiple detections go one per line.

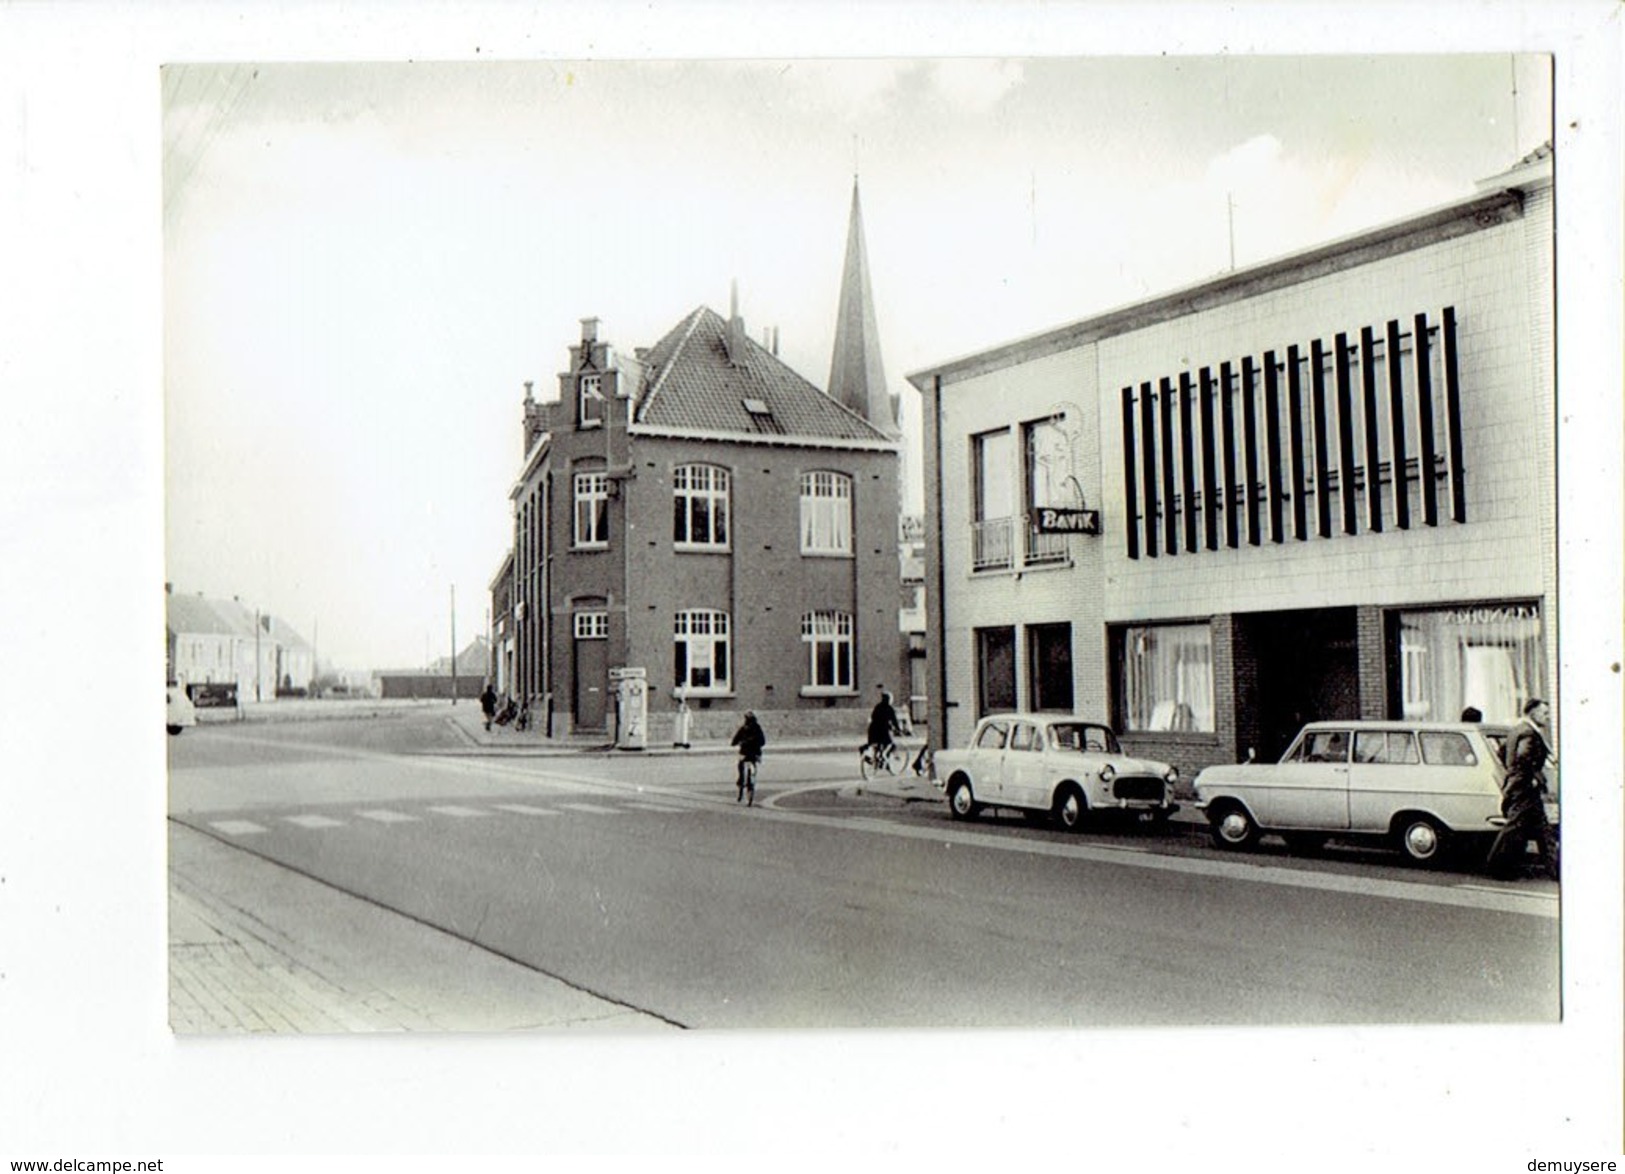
(1200, 366), (1219, 550)
(1241, 356), (1262, 545)
(1121, 386), (1139, 559)
(1413, 312), (1439, 526)
(1386, 319), (1411, 529)
(1179, 370), (1198, 552)
(1220, 361), (1239, 548)
(1334, 332), (1358, 535)
(1287, 344), (1308, 540)
(1442, 306), (1467, 524)
(1159, 377), (1178, 555)
(1139, 380), (1159, 557)
(1310, 339), (1333, 537)
(1360, 326), (1383, 533)
(1263, 351), (1285, 543)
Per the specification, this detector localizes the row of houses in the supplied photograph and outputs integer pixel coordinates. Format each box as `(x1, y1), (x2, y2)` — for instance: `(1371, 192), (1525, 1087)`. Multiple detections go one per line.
(164, 584), (316, 702)
(487, 145), (1555, 774)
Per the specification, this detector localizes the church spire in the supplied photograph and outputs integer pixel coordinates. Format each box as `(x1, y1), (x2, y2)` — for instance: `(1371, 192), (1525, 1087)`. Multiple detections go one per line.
(827, 177), (898, 436)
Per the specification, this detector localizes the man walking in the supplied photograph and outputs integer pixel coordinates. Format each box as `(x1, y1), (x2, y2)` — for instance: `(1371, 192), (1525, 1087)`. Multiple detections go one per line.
(1486, 698), (1559, 880)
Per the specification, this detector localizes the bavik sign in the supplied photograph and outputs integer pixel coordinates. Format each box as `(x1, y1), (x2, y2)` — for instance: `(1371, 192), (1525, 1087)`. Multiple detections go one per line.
(1034, 506), (1100, 535)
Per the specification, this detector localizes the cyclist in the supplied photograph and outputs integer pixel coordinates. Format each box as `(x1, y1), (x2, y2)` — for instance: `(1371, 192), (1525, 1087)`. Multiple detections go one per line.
(731, 709), (766, 805)
(864, 687), (904, 772)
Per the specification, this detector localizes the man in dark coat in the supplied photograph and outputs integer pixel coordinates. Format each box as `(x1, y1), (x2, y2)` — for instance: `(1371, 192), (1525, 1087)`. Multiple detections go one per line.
(1486, 698), (1559, 880)
(479, 682), (498, 731)
(867, 687), (903, 756)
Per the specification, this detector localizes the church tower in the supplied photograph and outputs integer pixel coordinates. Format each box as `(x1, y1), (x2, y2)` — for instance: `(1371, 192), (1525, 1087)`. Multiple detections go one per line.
(827, 178), (899, 437)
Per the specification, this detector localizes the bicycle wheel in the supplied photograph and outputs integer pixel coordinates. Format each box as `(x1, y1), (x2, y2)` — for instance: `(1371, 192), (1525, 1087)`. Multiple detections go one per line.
(882, 743), (905, 776)
(859, 746), (876, 781)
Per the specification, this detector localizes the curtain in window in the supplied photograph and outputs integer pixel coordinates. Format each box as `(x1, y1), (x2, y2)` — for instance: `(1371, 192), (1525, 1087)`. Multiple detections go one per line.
(1120, 624), (1214, 732)
(1396, 604), (1544, 724)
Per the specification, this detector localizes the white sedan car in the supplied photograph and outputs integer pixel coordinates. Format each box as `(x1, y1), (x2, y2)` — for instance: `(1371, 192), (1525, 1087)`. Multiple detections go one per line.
(932, 714), (1180, 830)
(166, 684), (197, 735)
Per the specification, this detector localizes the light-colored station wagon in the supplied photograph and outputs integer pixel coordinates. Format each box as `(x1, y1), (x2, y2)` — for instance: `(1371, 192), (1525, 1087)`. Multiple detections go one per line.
(1193, 720), (1548, 864)
(932, 714), (1180, 830)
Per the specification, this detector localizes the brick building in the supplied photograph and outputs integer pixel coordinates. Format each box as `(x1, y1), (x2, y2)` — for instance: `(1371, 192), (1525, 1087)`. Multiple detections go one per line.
(908, 147), (1555, 780)
(497, 184), (904, 741)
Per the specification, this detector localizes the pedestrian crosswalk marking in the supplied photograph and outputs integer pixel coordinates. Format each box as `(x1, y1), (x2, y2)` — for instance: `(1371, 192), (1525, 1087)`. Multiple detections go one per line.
(210, 819), (268, 836)
(357, 809), (420, 823)
(285, 815), (345, 829)
(558, 802), (621, 814)
(625, 802), (692, 813)
(427, 805), (488, 818)
(492, 803), (559, 816)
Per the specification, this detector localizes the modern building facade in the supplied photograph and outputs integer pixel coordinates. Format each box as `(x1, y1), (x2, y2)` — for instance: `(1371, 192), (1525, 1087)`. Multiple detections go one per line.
(909, 148), (1555, 781)
(496, 183), (905, 742)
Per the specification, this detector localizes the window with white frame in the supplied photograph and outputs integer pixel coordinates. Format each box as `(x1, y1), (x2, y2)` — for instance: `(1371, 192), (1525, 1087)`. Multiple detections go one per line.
(674, 609), (731, 692)
(800, 471), (853, 554)
(972, 428), (1015, 570)
(574, 611), (608, 640)
(578, 374), (603, 427)
(673, 464), (730, 548)
(801, 611), (854, 691)
(574, 471), (609, 547)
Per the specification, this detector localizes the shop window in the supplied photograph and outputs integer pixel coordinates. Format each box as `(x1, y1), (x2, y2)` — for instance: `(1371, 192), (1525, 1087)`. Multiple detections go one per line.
(1392, 603), (1545, 724)
(1027, 623), (1074, 712)
(673, 464), (730, 549)
(800, 471), (853, 554)
(674, 609), (730, 693)
(801, 611), (854, 692)
(976, 626), (1017, 716)
(1117, 623), (1214, 732)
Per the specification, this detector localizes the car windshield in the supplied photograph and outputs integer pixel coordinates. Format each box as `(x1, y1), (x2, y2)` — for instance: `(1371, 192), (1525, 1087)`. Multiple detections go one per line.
(1049, 723), (1120, 754)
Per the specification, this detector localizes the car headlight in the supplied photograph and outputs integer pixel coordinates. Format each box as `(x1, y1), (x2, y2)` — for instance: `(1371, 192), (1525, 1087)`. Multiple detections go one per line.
(1164, 766), (1179, 784)
(1100, 764), (1116, 783)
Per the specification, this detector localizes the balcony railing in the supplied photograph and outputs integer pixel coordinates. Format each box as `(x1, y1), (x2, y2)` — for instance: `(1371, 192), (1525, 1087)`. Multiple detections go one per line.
(972, 515), (1070, 572)
(1023, 522), (1068, 565)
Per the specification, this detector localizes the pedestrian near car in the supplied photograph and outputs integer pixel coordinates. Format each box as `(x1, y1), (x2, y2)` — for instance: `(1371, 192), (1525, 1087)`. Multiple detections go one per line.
(479, 682), (498, 731)
(1486, 698), (1559, 880)
(731, 710), (766, 805)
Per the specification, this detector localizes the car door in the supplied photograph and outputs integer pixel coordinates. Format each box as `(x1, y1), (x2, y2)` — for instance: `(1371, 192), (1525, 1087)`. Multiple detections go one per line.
(1348, 729), (1424, 832)
(1255, 728), (1351, 830)
(1003, 720), (1048, 808)
(968, 719), (1011, 799)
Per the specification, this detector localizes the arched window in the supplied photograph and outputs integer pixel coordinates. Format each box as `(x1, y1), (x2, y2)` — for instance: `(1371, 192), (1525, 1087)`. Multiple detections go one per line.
(673, 464), (730, 549)
(674, 609), (731, 692)
(800, 471), (852, 554)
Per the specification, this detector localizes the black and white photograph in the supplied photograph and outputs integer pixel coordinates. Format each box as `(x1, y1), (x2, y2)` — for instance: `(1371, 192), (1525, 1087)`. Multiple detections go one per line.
(5, 2), (1623, 1168)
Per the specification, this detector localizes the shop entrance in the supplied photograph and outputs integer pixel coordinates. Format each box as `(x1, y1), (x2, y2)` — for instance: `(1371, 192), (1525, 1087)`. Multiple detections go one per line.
(1242, 607), (1360, 761)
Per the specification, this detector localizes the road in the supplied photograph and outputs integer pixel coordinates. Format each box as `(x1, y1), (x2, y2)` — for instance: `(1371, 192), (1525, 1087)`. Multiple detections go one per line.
(167, 709), (1561, 1029)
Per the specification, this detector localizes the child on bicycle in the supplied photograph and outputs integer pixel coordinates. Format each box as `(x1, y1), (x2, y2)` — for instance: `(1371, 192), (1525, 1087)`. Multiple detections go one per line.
(731, 710), (766, 805)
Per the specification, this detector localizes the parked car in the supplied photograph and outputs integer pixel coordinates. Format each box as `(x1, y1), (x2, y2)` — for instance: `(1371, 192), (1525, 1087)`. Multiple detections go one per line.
(166, 683), (197, 735)
(932, 714), (1180, 830)
(1193, 720), (1555, 865)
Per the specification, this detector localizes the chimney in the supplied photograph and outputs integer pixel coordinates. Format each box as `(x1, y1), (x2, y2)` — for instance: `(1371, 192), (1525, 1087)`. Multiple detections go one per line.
(580, 317), (599, 344)
(726, 280), (746, 366)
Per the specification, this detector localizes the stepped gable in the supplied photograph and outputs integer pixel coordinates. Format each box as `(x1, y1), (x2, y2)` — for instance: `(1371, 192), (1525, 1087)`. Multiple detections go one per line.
(636, 305), (891, 443)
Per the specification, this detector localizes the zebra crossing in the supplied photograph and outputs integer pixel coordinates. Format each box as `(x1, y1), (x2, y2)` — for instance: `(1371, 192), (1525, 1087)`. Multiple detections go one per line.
(206, 793), (706, 837)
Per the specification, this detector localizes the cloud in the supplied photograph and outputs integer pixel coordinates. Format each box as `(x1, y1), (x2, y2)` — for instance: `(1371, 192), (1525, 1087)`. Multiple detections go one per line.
(929, 59), (1024, 111)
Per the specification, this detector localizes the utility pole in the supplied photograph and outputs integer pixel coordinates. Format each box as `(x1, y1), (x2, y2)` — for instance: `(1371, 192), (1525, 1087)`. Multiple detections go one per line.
(450, 583), (458, 704)
(254, 607), (262, 702)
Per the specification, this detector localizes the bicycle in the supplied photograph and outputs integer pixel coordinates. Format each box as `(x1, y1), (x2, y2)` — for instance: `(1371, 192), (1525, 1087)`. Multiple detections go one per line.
(859, 740), (906, 780)
(737, 757), (758, 806)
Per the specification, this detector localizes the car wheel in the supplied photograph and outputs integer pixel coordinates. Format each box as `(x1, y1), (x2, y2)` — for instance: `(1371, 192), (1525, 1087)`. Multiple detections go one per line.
(167, 724), (183, 736)
(1209, 802), (1259, 850)
(1282, 833), (1325, 855)
(947, 777), (980, 821)
(1395, 815), (1449, 865)
(1053, 783), (1087, 832)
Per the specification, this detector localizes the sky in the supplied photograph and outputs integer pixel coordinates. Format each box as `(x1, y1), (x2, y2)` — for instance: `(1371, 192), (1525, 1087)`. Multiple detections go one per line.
(163, 55), (1552, 672)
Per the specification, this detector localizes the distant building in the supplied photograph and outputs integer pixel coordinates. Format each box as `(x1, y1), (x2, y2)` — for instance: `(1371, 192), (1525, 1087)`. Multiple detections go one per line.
(910, 146), (1555, 778)
(494, 182), (904, 741)
(165, 585), (313, 701)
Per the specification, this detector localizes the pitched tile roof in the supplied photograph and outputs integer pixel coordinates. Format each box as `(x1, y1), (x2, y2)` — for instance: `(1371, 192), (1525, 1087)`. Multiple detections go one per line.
(635, 306), (892, 443)
(166, 593), (252, 637)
